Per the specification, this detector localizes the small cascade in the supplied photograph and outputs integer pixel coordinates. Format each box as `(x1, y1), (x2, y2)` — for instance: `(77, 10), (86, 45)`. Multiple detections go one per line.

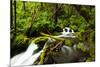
(11, 27), (76, 66)
(11, 43), (39, 66)
(57, 27), (75, 38)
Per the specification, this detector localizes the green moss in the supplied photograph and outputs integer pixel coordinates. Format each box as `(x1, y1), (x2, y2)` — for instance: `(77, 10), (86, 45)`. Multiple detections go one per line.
(65, 39), (72, 46)
(15, 34), (29, 45)
(77, 42), (87, 52)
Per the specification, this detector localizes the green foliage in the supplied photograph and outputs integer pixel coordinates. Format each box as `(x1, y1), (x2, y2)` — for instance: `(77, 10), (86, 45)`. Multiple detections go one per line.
(11, 1), (95, 63)
(64, 39), (73, 46)
(39, 51), (45, 64)
(77, 42), (88, 52)
(15, 34), (29, 45)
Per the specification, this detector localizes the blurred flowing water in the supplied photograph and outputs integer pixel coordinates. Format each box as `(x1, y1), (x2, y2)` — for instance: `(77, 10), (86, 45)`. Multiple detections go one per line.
(11, 43), (42, 66)
(11, 27), (76, 66)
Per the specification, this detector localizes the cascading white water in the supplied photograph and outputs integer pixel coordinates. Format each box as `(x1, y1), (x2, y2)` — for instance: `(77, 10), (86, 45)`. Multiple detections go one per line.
(11, 43), (40, 66)
(11, 27), (76, 66)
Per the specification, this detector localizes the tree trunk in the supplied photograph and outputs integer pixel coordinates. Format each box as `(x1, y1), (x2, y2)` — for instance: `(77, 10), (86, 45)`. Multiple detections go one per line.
(54, 4), (58, 23)
(23, 1), (26, 14)
(74, 5), (91, 22)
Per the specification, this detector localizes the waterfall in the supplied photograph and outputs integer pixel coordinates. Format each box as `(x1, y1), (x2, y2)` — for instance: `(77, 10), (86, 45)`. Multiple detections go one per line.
(11, 43), (40, 66)
(11, 27), (76, 66)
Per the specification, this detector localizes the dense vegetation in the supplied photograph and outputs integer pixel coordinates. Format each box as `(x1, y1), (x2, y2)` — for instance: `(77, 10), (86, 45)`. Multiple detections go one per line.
(11, 0), (95, 64)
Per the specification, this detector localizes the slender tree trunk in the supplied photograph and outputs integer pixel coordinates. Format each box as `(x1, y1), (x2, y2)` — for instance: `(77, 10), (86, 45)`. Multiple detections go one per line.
(14, 0), (16, 37)
(26, 9), (37, 37)
(23, 1), (26, 14)
(40, 3), (43, 10)
(49, 4), (62, 22)
(74, 5), (91, 22)
(11, 0), (13, 29)
(11, 0), (16, 57)
(54, 4), (58, 23)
